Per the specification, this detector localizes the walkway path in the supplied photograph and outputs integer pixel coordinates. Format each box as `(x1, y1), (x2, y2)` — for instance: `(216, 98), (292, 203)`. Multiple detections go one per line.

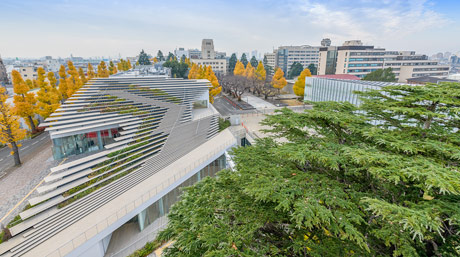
(0, 138), (58, 227)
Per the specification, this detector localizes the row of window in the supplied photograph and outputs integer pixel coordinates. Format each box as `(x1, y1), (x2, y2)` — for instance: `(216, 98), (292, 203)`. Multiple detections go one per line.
(348, 52), (385, 56)
(347, 63), (382, 67)
(348, 58), (384, 62)
(347, 69), (379, 73)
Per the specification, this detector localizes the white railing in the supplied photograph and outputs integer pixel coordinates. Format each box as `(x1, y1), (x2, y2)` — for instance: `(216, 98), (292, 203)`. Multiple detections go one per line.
(46, 138), (236, 257)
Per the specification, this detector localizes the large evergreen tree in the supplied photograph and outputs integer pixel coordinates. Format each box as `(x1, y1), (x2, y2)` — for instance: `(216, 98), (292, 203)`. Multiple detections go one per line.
(363, 67), (396, 82)
(229, 53), (237, 74)
(157, 50), (165, 62)
(288, 62), (304, 79)
(250, 56), (258, 68)
(159, 82), (460, 256)
(138, 49), (151, 65)
(308, 63), (317, 75)
(240, 53), (248, 67)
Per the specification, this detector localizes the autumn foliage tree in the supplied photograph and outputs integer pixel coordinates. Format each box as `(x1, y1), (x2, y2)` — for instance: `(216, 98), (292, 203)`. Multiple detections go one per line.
(97, 61), (109, 78)
(205, 66), (222, 104)
(12, 70), (37, 131)
(58, 65), (69, 101)
(66, 61), (82, 97)
(78, 67), (87, 85)
(0, 87), (26, 166)
(271, 67), (287, 93)
(36, 67), (61, 119)
(293, 68), (312, 97)
(87, 63), (95, 80)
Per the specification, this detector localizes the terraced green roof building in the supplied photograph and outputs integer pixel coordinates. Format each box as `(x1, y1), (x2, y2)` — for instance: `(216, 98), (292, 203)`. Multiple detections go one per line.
(0, 74), (237, 257)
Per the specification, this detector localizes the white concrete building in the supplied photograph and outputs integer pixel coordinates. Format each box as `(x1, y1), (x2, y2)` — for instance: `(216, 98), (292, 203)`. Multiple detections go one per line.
(318, 40), (450, 82)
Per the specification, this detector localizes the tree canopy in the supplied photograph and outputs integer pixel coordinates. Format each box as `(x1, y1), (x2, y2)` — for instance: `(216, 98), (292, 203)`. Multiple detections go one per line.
(271, 67), (287, 91)
(0, 86), (26, 166)
(240, 53), (248, 67)
(138, 49), (152, 65)
(157, 50), (165, 62)
(308, 63), (317, 75)
(229, 53), (237, 74)
(250, 56), (258, 68)
(288, 62), (304, 79)
(363, 67), (397, 82)
(163, 57), (189, 78)
(159, 82), (460, 257)
(293, 68), (312, 97)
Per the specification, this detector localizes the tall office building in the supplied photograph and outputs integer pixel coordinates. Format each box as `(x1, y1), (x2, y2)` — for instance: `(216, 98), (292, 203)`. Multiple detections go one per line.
(0, 73), (238, 257)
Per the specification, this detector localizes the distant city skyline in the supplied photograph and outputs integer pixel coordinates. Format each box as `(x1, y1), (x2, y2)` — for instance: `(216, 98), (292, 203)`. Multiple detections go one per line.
(1, 0), (459, 58)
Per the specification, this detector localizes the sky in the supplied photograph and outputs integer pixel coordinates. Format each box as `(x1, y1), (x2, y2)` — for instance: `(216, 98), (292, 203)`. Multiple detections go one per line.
(0, 0), (459, 58)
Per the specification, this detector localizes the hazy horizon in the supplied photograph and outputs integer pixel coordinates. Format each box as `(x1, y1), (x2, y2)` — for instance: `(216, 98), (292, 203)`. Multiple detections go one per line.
(1, 0), (459, 58)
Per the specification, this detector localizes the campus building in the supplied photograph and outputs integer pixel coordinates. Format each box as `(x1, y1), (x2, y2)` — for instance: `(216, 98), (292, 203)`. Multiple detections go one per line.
(191, 39), (227, 75)
(275, 45), (320, 75)
(0, 73), (238, 257)
(318, 40), (450, 82)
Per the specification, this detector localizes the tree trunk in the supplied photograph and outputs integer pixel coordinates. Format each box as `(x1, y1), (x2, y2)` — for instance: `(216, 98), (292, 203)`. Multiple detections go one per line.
(28, 115), (36, 132)
(11, 141), (21, 166)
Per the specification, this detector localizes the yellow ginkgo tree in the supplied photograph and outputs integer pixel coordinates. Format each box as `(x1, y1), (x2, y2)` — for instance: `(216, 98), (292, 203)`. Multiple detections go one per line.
(233, 61), (245, 76)
(87, 63), (95, 80)
(293, 68), (312, 97)
(0, 87), (26, 166)
(36, 67), (61, 119)
(97, 61), (110, 78)
(12, 70), (37, 131)
(205, 66), (222, 104)
(271, 67), (287, 93)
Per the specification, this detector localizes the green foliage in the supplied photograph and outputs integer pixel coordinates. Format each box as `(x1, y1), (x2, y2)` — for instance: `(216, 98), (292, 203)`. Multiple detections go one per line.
(288, 62), (304, 79)
(128, 239), (165, 257)
(308, 63), (317, 75)
(162, 58), (189, 78)
(218, 117), (231, 132)
(159, 82), (460, 256)
(250, 56), (258, 68)
(229, 53), (237, 74)
(157, 50), (165, 62)
(240, 53), (248, 67)
(138, 49), (151, 65)
(362, 67), (397, 82)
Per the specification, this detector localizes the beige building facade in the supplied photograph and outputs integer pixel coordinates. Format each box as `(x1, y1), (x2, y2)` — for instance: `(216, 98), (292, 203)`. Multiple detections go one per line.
(318, 40), (450, 82)
(191, 58), (227, 75)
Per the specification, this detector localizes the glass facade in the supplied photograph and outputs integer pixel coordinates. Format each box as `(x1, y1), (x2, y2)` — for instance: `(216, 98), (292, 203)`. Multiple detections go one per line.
(52, 128), (120, 160)
(137, 154), (226, 231)
(304, 77), (382, 106)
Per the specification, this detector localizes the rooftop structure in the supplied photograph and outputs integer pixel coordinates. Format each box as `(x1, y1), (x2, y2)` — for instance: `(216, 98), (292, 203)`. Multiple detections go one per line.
(304, 77), (404, 105)
(0, 74), (237, 257)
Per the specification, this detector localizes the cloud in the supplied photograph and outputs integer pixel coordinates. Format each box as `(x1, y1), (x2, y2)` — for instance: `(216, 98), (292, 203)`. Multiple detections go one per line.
(293, 0), (450, 46)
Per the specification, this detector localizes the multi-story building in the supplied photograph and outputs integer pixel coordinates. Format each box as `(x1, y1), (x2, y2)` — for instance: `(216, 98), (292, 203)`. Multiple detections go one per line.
(318, 40), (450, 82)
(0, 55), (8, 85)
(191, 39), (227, 75)
(16, 66), (38, 80)
(0, 73), (238, 257)
(275, 45), (320, 74)
(190, 59), (227, 75)
(264, 52), (276, 70)
(188, 49), (201, 59)
(174, 48), (189, 59)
